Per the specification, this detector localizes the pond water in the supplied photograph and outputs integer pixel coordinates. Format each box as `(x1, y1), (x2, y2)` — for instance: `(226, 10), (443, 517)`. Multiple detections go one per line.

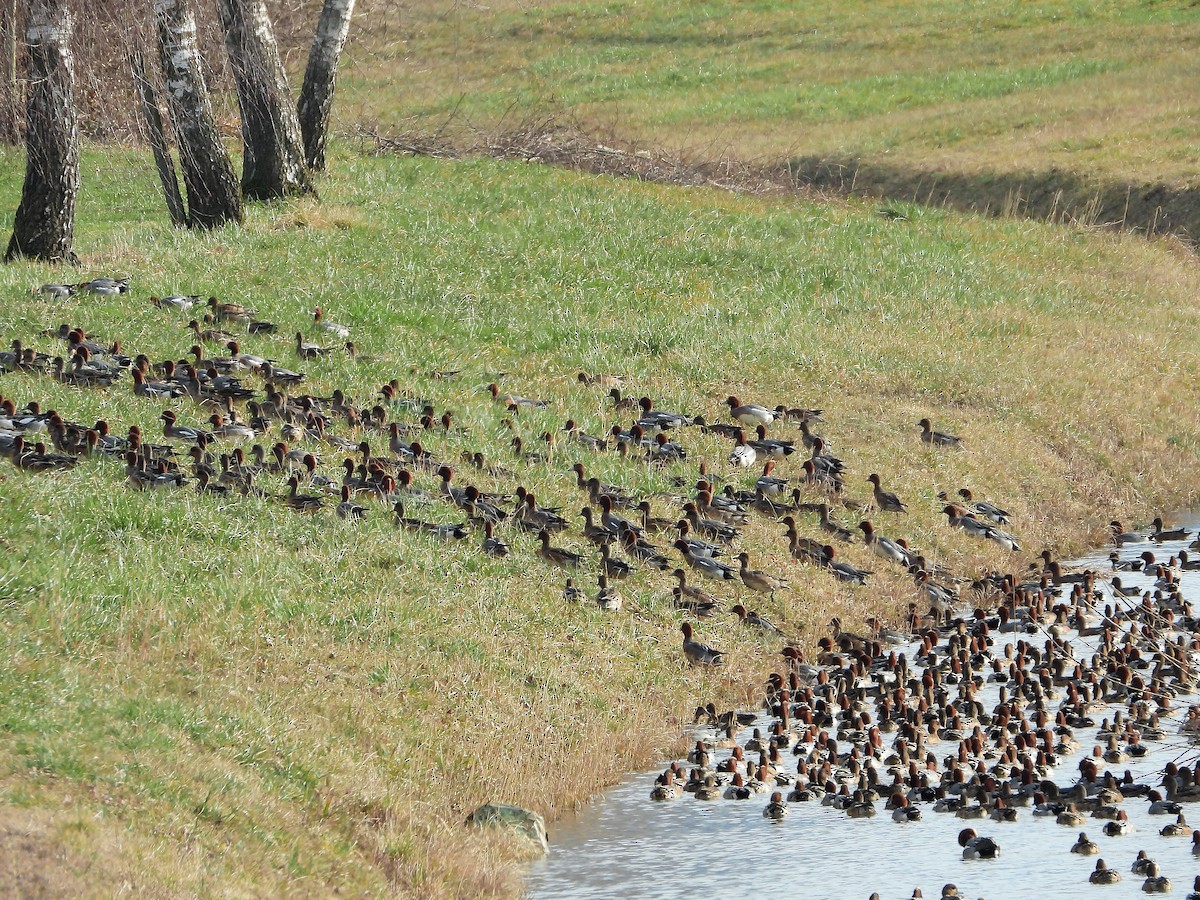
(525, 529), (1200, 900)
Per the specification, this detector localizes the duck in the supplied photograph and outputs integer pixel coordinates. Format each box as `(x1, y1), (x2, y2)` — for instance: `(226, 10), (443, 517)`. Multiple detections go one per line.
(480, 520), (509, 557)
(736, 552), (789, 598)
(1071, 832), (1100, 855)
(817, 503), (856, 542)
(941, 503), (993, 537)
(294, 332), (332, 359)
(953, 488), (1009, 523)
(918, 418), (962, 448)
(1103, 811), (1133, 836)
(846, 790), (877, 818)
(598, 544), (633, 580)
(595, 575), (623, 611)
(486, 382), (546, 409)
(957, 828), (999, 859)
(867, 473), (907, 513)
(773, 405), (823, 423)
(1131, 850), (1156, 876)
(1056, 803), (1086, 827)
(1150, 517), (1190, 542)
(578, 507), (616, 545)
(562, 419), (608, 452)
(313, 307), (350, 339)
(724, 773), (752, 800)
(1111, 576), (1142, 597)
(620, 529), (670, 570)
(336, 485), (366, 521)
(536, 530), (583, 568)
(749, 426), (795, 459)
(576, 372), (624, 389)
(1112, 520), (1145, 545)
(208, 414), (255, 441)
(989, 798), (1019, 822)
(131, 369), (184, 400)
(728, 430), (757, 468)
(159, 410), (209, 443)
(76, 276), (128, 295)
(562, 579), (584, 603)
(1089, 859), (1122, 884)
(755, 461), (788, 498)
(1161, 813), (1190, 837)
(726, 396), (774, 426)
(1141, 862), (1171, 894)
(636, 500), (675, 534)
(39, 282), (74, 298)
(672, 569), (721, 609)
(650, 770), (680, 801)
(675, 540), (737, 580)
(858, 520), (910, 565)
(681, 622), (724, 666)
(675, 520), (723, 560)
(517, 491), (569, 533)
(891, 794), (921, 822)
(821, 545), (871, 584)
(187, 319), (233, 345)
(763, 790), (788, 819)
(694, 775), (722, 801)
(731, 603), (782, 635)
(284, 475), (324, 512)
(635, 396), (691, 430)
(1147, 791), (1182, 816)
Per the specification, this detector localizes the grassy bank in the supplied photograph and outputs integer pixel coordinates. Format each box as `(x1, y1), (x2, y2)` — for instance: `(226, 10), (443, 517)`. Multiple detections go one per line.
(1, 145), (1200, 895)
(337, 0), (1200, 234)
(347, 0), (1200, 186)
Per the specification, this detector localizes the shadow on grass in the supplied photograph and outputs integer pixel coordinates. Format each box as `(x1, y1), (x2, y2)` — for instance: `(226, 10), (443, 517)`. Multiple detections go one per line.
(785, 156), (1199, 242)
(361, 118), (1199, 245)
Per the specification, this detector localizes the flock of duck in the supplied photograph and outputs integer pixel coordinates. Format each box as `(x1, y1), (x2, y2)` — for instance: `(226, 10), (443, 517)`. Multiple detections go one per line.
(658, 527), (1200, 895)
(6, 279), (1200, 896)
(2, 281), (1001, 616)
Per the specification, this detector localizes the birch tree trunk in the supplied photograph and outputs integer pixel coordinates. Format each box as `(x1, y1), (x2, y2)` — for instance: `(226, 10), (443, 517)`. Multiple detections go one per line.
(5, 0), (78, 263)
(131, 49), (186, 227)
(154, 0), (242, 229)
(297, 0), (355, 172)
(1, 0), (19, 144)
(216, 0), (312, 200)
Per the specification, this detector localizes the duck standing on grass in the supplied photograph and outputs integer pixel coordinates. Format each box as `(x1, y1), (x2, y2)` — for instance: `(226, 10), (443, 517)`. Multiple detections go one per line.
(867, 473), (907, 513)
(918, 418), (963, 448)
(736, 552), (790, 599)
(681, 622), (724, 666)
(726, 396), (774, 426)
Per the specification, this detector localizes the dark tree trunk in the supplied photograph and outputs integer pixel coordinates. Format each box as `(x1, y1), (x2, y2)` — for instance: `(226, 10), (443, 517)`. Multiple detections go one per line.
(131, 49), (186, 227)
(216, 0), (313, 201)
(153, 0), (242, 229)
(5, 0), (78, 263)
(298, 0), (355, 172)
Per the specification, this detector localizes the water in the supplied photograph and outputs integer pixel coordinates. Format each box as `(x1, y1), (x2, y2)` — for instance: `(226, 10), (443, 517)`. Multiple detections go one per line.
(525, 530), (1200, 900)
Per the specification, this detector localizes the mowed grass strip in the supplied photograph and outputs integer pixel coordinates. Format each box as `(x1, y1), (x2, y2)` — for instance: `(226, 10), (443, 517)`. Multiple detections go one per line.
(338, 0), (1200, 187)
(0, 145), (1198, 894)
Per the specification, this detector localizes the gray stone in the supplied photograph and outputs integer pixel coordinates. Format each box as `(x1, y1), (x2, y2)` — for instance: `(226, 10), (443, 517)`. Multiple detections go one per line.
(466, 803), (549, 854)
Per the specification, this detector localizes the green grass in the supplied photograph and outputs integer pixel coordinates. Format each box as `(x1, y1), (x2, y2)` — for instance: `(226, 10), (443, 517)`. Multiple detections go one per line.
(1, 144), (1200, 894)
(336, 0), (1200, 186)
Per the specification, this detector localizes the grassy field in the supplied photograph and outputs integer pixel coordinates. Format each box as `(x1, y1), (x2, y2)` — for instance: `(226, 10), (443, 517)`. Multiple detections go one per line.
(1, 143), (1200, 896)
(339, 0), (1200, 190)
